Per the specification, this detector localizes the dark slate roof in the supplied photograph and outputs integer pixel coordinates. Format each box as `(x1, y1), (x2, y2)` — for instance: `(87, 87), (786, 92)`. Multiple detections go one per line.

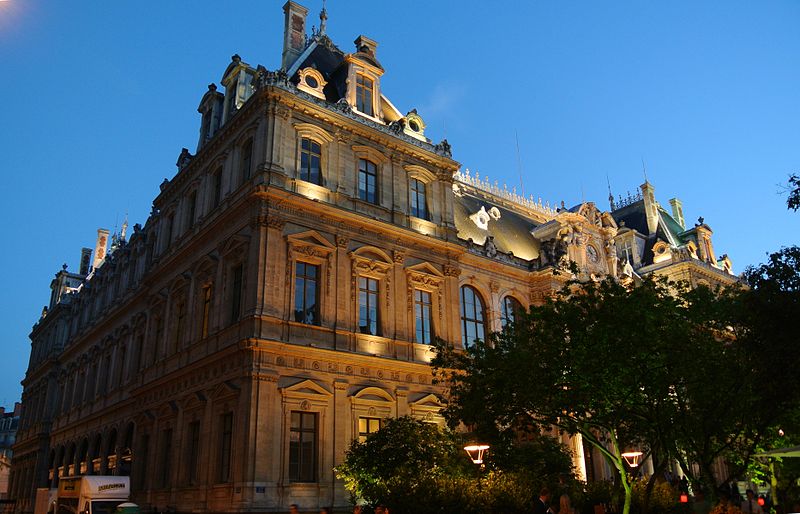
(289, 37), (347, 102)
(453, 193), (541, 261)
(611, 199), (693, 266)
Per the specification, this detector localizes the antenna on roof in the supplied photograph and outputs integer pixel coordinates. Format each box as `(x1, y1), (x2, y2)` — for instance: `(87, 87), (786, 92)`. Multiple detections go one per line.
(642, 157), (648, 183)
(515, 130), (525, 198)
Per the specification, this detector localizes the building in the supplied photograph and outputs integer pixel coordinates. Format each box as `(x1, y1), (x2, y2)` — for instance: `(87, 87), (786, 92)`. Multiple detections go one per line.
(11, 3), (738, 513)
(0, 403), (21, 501)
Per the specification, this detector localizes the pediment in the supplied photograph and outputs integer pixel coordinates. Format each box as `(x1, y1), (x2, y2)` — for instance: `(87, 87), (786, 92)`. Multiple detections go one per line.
(351, 386), (394, 403)
(217, 233), (250, 257)
(179, 391), (208, 410)
(409, 393), (444, 409)
(280, 379), (333, 397)
(208, 380), (241, 401)
(287, 230), (336, 251)
(406, 262), (444, 278)
(350, 245), (392, 264)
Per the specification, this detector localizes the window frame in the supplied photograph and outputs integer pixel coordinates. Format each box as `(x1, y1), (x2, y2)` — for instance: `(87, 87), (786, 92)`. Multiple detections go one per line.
(358, 158), (378, 204)
(217, 412), (234, 483)
(357, 417), (382, 443)
(294, 261), (321, 325)
(409, 177), (429, 220)
(501, 295), (524, 328)
(414, 289), (433, 344)
(358, 276), (380, 336)
(239, 137), (253, 183)
(355, 74), (374, 116)
(460, 285), (486, 348)
(288, 411), (318, 483)
(298, 137), (323, 185)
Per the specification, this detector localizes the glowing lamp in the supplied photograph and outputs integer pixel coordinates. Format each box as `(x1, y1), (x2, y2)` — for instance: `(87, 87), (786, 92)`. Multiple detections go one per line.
(621, 451), (643, 467)
(758, 497), (765, 507)
(464, 444), (490, 465)
(680, 494), (689, 503)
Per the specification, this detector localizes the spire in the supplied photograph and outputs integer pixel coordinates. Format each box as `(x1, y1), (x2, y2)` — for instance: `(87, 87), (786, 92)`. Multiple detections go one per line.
(319, 0), (328, 35)
(120, 213), (129, 241)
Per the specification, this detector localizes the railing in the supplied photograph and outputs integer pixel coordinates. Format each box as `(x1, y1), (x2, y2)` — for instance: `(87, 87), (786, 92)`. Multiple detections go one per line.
(454, 169), (558, 219)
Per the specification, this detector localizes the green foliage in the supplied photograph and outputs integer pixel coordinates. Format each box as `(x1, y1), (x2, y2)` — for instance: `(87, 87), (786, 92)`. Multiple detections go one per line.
(787, 174), (800, 211)
(335, 416), (576, 514)
(433, 256), (800, 509)
(631, 481), (681, 514)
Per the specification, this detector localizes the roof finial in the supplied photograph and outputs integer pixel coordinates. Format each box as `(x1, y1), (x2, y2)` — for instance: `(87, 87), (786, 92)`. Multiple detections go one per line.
(607, 174), (616, 210)
(319, 0), (328, 35)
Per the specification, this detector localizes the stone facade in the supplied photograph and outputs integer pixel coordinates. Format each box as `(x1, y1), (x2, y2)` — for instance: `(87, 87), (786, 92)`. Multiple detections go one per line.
(11, 3), (737, 513)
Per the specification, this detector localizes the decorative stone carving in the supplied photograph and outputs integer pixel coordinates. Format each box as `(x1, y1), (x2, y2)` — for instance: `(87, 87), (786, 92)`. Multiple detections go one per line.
(443, 263), (461, 277)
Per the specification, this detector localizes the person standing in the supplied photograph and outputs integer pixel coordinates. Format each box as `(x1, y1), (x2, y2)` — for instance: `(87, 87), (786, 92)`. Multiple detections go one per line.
(558, 494), (577, 514)
(534, 487), (553, 514)
(741, 490), (763, 514)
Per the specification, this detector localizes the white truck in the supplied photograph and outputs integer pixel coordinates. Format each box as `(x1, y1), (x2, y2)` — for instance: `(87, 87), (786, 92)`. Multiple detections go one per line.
(35, 476), (137, 514)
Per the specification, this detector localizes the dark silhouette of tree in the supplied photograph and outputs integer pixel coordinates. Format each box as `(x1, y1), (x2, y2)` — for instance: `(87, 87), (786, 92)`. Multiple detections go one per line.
(788, 174), (800, 211)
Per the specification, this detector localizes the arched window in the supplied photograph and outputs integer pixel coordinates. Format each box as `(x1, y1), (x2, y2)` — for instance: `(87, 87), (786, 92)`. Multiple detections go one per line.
(501, 296), (523, 328)
(460, 285), (486, 348)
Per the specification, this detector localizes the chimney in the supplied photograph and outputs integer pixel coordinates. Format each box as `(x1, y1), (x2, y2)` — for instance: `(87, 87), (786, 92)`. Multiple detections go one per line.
(80, 247), (92, 275)
(354, 35), (378, 57)
(640, 181), (658, 234)
(669, 198), (685, 230)
(13, 402), (21, 417)
(92, 229), (110, 271)
(282, 1), (308, 70)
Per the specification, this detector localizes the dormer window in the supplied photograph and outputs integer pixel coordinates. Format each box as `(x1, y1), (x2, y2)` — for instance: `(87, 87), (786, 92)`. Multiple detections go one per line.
(297, 68), (327, 100)
(356, 75), (374, 116)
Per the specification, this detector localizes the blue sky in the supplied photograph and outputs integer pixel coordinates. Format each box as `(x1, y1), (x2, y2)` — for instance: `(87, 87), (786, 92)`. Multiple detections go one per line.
(0, 0), (798, 404)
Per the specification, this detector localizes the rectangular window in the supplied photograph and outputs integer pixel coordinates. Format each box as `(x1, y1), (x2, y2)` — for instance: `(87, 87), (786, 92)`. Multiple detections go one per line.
(356, 74), (374, 116)
(230, 264), (243, 323)
(116, 346), (126, 386)
(165, 213), (175, 247)
(212, 168), (223, 208)
(358, 277), (380, 336)
(174, 301), (186, 349)
(218, 412), (233, 483)
(358, 417), (382, 443)
(409, 178), (428, 219)
(358, 159), (378, 204)
(186, 191), (197, 229)
(289, 411), (317, 482)
(186, 421), (200, 485)
(299, 138), (322, 185)
(201, 286), (212, 338)
(240, 139), (253, 182)
(158, 428), (172, 489)
(294, 262), (320, 325)
(136, 433), (149, 490)
(414, 289), (433, 344)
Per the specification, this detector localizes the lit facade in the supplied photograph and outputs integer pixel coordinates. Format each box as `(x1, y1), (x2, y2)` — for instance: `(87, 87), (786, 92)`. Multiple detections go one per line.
(11, 3), (737, 513)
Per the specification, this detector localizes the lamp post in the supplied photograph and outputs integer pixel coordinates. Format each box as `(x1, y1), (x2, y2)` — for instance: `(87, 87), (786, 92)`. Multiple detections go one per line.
(464, 443), (490, 469)
(621, 451), (643, 468)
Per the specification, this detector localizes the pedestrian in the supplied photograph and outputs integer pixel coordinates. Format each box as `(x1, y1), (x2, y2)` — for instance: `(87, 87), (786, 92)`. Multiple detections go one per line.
(558, 494), (577, 514)
(289, 504), (300, 514)
(741, 490), (763, 514)
(534, 487), (553, 514)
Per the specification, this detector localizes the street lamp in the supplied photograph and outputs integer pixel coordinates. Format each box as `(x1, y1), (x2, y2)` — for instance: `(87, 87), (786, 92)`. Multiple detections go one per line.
(621, 451), (643, 468)
(464, 444), (490, 466)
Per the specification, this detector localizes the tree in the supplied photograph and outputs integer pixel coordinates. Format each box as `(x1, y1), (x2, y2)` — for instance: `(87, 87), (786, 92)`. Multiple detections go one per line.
(787, 174), (800, 211)
(335, 416), (467, 511)
(335, 415), (578, 514)
(434, 277), (704, 514)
